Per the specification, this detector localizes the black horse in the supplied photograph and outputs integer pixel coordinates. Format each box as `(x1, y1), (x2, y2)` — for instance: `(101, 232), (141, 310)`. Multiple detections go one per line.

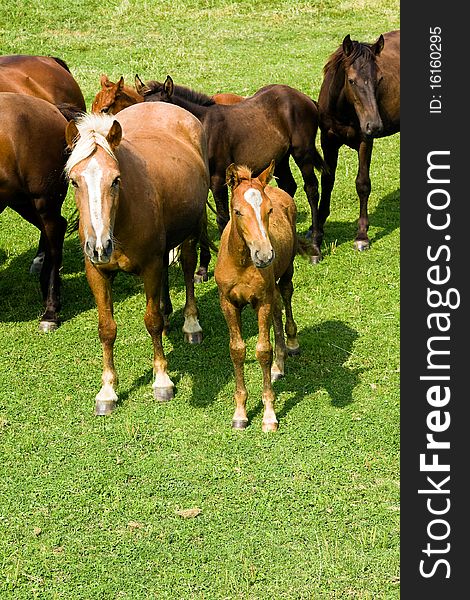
(316, 30), (400, 256)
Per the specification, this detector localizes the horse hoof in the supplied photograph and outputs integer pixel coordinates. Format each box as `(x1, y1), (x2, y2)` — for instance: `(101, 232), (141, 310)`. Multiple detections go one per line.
(38, 320), (59, 333)
(310, 254), (322, 265)
(354, 240), (370, 252)
(95, 400), (116, 416)
(184, 331), (203, 344)
(153, 386), (174, 402)
(287, 344), (300, 356)
(29, 253), (45, 275)
(262, 421), (279, 433)
(194, 272), (208, 284)
(232, 419), (248, 430)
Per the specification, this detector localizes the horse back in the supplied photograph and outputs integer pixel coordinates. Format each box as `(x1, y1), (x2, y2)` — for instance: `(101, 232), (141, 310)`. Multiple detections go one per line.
(0, 93), (68, 201)
(0, 55), (86, 110)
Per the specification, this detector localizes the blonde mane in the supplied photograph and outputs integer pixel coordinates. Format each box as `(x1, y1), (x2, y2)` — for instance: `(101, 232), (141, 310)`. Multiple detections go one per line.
(65, 113), (119, 176)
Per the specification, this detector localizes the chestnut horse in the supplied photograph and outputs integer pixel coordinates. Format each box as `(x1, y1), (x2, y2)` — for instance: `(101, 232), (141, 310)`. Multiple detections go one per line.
(316, 30), (400, 254)
(0, 54), (86, 273)
(139, 76), (326, 262)
(0, 93), (70, 331)
(91, 74), (243, 114)
(215, 161), (301, 432)
(65, 103), (209, 415)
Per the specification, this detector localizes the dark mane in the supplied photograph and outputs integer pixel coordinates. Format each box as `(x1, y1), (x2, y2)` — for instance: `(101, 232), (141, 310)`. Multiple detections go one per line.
(323, 41), (377, 75)
(145, 80), (216, 106)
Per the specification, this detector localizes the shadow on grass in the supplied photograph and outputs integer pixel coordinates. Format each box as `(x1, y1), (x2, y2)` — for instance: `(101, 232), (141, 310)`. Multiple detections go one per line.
(119, 275), (362, 424)
(295, 188), (400, 253)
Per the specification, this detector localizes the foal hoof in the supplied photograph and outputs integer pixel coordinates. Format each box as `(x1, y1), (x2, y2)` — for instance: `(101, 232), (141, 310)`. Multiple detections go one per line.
(38, 320), (59, 333)
(153, 386), (174, 402)
(232, 418), (248, 430)
(184, 331), (203, 344)
(95, 400), (117, 416)
(262, 421), (279, 433)
(354, 239), (370, 252)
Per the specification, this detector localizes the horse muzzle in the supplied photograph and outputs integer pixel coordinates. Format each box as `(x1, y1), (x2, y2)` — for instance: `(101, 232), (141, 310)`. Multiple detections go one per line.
(85, 238), (114, 264)
(251, 247), (275, 269)
(363, 119), (384, 138)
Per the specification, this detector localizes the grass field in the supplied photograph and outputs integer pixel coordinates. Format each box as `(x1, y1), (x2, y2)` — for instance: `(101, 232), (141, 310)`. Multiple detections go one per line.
(0, 1), (400, 598)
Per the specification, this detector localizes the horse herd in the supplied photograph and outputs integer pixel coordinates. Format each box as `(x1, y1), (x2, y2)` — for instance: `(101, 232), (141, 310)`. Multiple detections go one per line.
(0, 30), (400, 430)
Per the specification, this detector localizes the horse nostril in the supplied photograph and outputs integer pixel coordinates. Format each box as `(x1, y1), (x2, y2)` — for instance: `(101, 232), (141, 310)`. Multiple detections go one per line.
(105, 239), (113, 256)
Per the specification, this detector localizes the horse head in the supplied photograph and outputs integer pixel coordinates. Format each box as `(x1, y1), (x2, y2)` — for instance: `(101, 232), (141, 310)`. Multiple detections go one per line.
(135, 74), (174, 103)
(91, 74), (143, 114)
(342, 34), (385, 138)
(226, 161), (276, 269)
(65, 114), (122, 264)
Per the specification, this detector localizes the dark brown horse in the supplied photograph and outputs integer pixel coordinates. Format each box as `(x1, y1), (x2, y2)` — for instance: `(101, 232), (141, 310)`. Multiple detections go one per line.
(0, 93), (70, 331)
(316, 30), (400, 254)
(139, 75), (326, 262)
(91, 74), (244, 115)
(0, 54), (86, 273)
(65, 103), (209, 415)
(215, 161), (301, 432)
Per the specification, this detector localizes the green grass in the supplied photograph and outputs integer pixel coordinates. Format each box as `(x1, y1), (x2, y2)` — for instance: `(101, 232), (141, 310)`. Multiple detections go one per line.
(0, 1), (399, 598)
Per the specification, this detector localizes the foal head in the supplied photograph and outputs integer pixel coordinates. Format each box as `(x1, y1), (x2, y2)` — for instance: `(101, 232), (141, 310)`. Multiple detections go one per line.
(65, 114), (123, 264)
(226, 161), (276, 268)
(91, 74), (143, 114)
(341, 34), (385, 138)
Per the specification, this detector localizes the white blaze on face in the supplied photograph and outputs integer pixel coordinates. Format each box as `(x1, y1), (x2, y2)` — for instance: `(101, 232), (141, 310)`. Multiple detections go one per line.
(243, 188), (267, 238)
(82, 157), (105, 243)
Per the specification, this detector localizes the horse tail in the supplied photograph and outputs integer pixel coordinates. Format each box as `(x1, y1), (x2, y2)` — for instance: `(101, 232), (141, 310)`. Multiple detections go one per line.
(50, 56), (72, 73)
(200, 209), (219, 254)
(309, 145), (329, 175)
(66, 208), (80, 236)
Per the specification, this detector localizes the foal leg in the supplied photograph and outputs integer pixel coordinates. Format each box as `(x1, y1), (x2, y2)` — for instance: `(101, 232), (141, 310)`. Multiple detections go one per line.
(143, 260), (175, 402)
(278, 264), (300, 355)
(86, 263), (119, 415)
(255, 302), (278, 432)
(271, 288), (288, 382)
(354, 139), (374, 251)
(219, 297), (248, 429)
(180, 236), (203, 344)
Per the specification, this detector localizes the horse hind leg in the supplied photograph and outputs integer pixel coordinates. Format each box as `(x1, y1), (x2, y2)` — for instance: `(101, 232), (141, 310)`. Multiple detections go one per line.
(194, 207), (211, 284)
(278, 264), (300, 355)
(274, 154), (297, 199)
(179, 236), (203, 344)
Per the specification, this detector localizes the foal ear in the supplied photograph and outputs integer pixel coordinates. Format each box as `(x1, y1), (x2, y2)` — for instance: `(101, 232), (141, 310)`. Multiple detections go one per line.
(342, 34), (353, 57)
(164, 75), (174, 98)
(106, 120), (122, 151)
(134, 74), (151, 96)
(258, 160), (275, 188)
(65, 120), (80, 149)
(116, 76), (125, 91)
(100, 74), (111, 88)
(226, 163), (240, 189)
(372, 34), (385, 56)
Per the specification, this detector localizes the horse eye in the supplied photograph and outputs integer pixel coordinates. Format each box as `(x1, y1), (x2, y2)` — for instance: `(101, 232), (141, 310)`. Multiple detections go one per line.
(234, 209), (242, 216)
(268, 208), (273, 215)
(348, 78), (356, 85)
(70, 179), (78, 188)
(111, 177), (120, 188)
(101, 107), (109, 114)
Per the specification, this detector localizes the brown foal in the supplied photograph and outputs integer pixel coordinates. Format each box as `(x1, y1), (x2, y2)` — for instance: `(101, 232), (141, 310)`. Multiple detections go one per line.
(215, 161), (301, 432)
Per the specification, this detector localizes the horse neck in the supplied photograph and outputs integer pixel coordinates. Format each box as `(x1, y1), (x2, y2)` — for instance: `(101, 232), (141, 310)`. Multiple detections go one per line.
(169, 94), (209, 121)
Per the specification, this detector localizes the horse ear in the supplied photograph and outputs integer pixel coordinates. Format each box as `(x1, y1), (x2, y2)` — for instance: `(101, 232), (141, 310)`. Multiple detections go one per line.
(372, 34), (385, 56)
(106, 120), (122, 151)
(117, 76), (124, 91)
(65, 120), (80, 149)
(134, 74), (150, 96)
(164, 76), (174, 98)
(258, 160), (275, 188)
(342, 34), (353, 56)
(100, 74), (111, 88)
(226, 163), (240, 189)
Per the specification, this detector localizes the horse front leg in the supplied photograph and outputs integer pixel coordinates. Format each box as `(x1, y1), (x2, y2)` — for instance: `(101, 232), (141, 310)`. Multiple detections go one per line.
(255, 302), (277, 432)
(278, 264), (300, 355)
(179, 236), (203, 344)
(318, 131), (340, 254)
(219, 296), (248, 429)
(143, 261), (174, 402)
(355, 140), (374, 251)
(270, 288), (288, 382)
(85, 262), (118, 415)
